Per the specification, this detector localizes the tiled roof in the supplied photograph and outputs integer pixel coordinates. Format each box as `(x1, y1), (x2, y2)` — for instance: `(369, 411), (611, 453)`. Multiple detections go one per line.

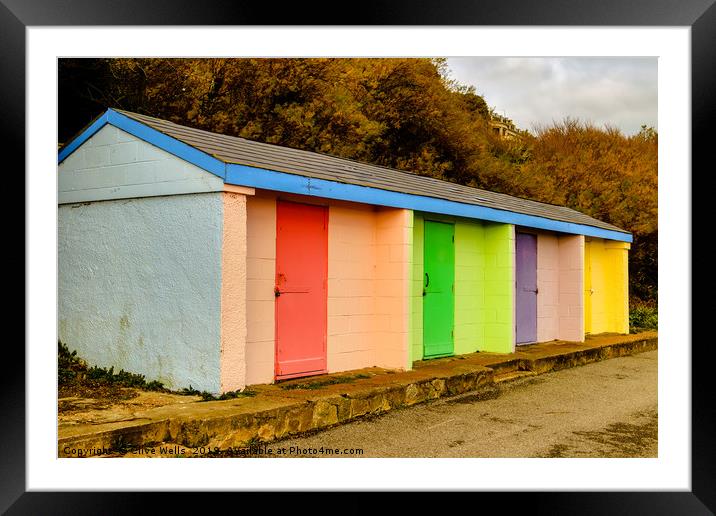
(115, 109), (628, 234)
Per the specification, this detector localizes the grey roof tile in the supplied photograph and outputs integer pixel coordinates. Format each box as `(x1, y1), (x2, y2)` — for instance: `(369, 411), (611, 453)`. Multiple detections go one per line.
(115, 109), (629, 234)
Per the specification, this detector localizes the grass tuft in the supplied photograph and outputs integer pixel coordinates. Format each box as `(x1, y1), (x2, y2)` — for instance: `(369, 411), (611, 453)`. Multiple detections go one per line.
(280, 373), (372, 390)
(178, 385), (257, 401)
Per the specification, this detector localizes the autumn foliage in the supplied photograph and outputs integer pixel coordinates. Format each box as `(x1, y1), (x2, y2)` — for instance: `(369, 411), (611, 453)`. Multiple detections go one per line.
(58, 58), (657, 303)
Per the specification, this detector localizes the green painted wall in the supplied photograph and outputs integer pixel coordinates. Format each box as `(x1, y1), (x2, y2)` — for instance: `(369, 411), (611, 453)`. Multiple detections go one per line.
(482, 222), (515, 352)
(411, 213), (514, 362)
(454, 221), (484, 355)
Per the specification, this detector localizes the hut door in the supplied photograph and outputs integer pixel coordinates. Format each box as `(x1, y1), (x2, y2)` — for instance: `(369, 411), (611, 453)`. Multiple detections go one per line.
(275, 201), (328, 380)
(423, 221), (455, 357)
(516, 232), (538, 344)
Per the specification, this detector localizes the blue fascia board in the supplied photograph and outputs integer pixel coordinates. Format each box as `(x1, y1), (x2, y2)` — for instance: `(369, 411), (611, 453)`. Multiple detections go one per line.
(57, 109), (227, 179)
(57, 111), (110, 163)
(226, 163), (633, 243)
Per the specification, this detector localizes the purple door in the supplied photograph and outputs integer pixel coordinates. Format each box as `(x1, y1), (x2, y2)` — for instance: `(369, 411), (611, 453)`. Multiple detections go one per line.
(516, 232), (537, 344)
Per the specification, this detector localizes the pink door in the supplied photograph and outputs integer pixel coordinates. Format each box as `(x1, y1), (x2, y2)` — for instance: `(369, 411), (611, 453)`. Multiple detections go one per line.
(275, 201), (328, 380)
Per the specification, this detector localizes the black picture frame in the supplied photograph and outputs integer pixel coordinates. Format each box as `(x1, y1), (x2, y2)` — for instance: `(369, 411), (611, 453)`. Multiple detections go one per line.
(6, 0), (713, 512)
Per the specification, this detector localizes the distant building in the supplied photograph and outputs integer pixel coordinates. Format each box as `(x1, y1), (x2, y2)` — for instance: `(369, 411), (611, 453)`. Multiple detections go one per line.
(489, 114), (519, 139)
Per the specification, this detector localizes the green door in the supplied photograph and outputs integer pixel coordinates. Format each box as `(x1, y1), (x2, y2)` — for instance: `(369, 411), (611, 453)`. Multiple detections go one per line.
(423, 220), (455, 358)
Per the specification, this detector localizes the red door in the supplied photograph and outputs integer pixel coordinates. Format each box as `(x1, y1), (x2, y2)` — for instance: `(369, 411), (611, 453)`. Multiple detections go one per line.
(275, 200), (328, 380)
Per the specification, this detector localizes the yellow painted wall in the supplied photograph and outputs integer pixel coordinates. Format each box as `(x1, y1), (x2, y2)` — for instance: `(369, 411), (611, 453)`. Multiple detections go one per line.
(584, 238), (630, 334)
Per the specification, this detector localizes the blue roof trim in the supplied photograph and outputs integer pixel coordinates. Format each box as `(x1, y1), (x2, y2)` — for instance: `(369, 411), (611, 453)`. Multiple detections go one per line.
(57, 109), (632, 242)
(58, 109), (227, 179)
(57, 111), (110, 163)
(226, 163), (633, 243)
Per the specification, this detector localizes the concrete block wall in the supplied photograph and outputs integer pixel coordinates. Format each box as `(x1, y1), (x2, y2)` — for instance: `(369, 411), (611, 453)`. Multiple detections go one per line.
(537, 233), (560, 341)
(454, 221), (485, 356)
(482, 222), (516, 353)
(373, 208), (413, 370)
(410, 213), (425, 364)
(328, 203), (413, 372)
(536, 232), (584, 342)
(327, 202), (379, 373)
(245, 193), (278, 385)
(58, 125), (224, 204)
(455, 219), (515, 356)
(558, 234), (585, 341)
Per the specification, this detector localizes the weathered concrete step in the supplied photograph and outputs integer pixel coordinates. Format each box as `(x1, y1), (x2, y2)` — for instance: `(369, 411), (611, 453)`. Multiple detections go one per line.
(59, 366), (496, 456)
(493, 370), (538, 384)
(58, 332), (658, 457)
(484, 358), (522, 376)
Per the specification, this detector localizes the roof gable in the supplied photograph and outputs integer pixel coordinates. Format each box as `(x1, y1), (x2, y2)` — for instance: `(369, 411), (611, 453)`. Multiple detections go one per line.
(58, 124), (224, 204)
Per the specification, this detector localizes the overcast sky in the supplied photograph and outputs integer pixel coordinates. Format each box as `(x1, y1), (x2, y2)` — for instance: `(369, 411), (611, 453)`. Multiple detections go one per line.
(445, 57), (657, 135)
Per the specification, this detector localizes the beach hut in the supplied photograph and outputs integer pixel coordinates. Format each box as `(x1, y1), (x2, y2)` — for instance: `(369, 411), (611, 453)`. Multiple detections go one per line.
(58, 109), (632, 392)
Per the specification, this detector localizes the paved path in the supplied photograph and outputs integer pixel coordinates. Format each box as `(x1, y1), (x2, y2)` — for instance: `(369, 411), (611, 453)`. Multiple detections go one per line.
(269, 350), (658, 458)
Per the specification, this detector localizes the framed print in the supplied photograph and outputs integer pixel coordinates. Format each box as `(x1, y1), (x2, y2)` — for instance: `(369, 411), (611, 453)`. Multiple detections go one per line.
(8, 0), (714, 512)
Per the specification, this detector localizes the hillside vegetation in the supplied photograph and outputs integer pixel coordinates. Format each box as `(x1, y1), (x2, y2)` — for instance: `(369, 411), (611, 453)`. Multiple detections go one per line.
(59, 58), (657, 303)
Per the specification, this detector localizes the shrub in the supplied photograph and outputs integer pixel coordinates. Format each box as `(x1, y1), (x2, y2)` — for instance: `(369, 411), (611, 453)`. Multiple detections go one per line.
(58, 340), (166, 391)
(58, 341), (86, 385)
(629, 302), (658, 332)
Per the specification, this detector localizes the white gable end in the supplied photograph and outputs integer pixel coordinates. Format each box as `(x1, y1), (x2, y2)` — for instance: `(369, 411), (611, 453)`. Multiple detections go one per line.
(58, 125), (224, 204)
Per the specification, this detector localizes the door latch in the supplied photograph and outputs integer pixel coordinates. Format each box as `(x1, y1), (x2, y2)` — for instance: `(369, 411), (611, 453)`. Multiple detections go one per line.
(274, 287), (282, 297)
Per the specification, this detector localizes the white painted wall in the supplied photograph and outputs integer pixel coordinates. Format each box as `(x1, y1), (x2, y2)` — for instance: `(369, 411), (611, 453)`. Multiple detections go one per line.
(58, 193), (224, 392)
(58, 125), (224, 204)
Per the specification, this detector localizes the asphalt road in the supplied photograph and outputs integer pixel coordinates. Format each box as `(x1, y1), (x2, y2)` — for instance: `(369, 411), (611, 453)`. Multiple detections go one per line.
(269, 350), (658, 458)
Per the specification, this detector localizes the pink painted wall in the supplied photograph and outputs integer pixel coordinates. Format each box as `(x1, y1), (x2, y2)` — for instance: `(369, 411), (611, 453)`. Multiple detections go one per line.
(220, 191), (248, 392)
(536, 231), (584, 342)
(557, 234), (584, 341)
(327, 203), (412, 372)
(373, 208), (412, 370)
(537, 233), (560, 342)
(537, 232), (584, 342)
(327, 203), (377, 372)
(244, 193), (277, 385)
